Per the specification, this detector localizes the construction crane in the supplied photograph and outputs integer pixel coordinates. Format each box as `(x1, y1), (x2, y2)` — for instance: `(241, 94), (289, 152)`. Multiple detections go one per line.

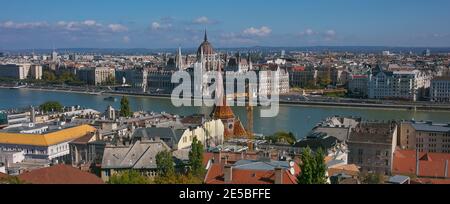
(245, 81), (254, 151)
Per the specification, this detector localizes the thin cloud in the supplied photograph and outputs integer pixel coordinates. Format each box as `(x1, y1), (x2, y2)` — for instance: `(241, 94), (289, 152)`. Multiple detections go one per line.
(151, 21), (172, 31)
(123, 36), (130, 43)
(192, 16), (219, 25)
(108, 24), (129, 32)
(56, 20), (103, 31)
(243, 26), (272, 37)
(0, 21), (49, 29)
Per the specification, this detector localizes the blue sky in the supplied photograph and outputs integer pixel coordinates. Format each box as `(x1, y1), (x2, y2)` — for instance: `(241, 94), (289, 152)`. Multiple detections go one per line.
(1, 0), (450, 49)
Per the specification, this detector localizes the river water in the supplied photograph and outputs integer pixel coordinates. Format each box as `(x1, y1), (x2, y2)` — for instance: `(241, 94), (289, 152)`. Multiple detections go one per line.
(1, 88), (449, 138)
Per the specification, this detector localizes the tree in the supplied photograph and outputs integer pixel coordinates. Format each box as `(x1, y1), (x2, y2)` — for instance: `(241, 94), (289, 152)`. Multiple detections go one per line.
(58, 71), (77, 84)
(313, 148), (327, 184)
(189, 137), (205, 177)
(0, 176), (25, 184)
(297, 147), (315, 184)
(267, 131), (297, 145)
(153, 148), (205, 184)
(108, 170), (151, 184)
(156, 150), (175, 176)
(152, 172), (203, 184)
(297, 147), (327, 184)
(42, 70), (57, 82)
(119, 96), (132, 117)
(318, 77), (332, 88)
(39, 101), (63, 113)
(361, 173), (385, 184)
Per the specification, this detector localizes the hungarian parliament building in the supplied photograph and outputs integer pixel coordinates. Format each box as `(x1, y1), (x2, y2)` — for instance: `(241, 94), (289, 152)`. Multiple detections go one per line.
(116, 32), (290, 98)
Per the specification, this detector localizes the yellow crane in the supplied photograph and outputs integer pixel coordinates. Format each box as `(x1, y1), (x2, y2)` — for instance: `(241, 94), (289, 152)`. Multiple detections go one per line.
(245, 81), (254, 151)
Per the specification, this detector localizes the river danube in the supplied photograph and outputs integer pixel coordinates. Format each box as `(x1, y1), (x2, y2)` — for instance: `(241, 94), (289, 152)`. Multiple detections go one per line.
(1, 88), (449, 138)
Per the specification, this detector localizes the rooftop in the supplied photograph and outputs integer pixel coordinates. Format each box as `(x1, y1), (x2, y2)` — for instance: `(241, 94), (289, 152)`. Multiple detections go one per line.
(204, 160), (299, 185)
(0, 124), (97, 146)
(233, 160), (292, 171)
(102, 140), (170, 169)
(432, 76), (450, 81)
(131, 127), (185, 149)
(349, 122), (396, 144)
(407, 121), (450, 133)
(388, 175), (410, 184)
(18, 164), (104, 184)
(392, 150), (450, 179)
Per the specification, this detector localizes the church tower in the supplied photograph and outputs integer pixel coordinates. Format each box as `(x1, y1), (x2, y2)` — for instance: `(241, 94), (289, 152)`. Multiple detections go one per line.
(175, 46), (183, 71)
(210, 55), (248, 139)
(197, 30), (218, 71)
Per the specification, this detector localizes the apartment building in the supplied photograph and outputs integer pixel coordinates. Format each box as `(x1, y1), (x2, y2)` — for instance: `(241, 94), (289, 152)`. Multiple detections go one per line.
(348, 122), (398, 175)
(368, 66), (430, 101)
(430, 77), (450, 102)
(398, 121), (450, 153)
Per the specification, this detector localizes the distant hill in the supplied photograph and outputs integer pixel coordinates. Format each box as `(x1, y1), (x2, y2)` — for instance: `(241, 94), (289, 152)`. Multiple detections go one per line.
(3, 46), (450, 55)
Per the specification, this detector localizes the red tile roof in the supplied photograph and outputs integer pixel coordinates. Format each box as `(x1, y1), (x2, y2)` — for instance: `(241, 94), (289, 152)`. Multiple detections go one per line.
(18, 164), (104, 184)
(292, 66), (305, 72)
(0, 172), (9, 180)
(203, 152), (214, 167)
(204, 162), (300, 184)
(412, 178), (450, 184)
(392, 150), (450, 179)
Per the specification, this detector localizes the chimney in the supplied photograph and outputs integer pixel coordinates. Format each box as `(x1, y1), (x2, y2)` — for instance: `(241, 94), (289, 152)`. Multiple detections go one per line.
(224, 156), (229, 165)
(224, 165), (233, 183)
(416, 149), (420, 176)
(213, 151), (222, 164)
(275, 167), (283, 185)
(445, 160), (449, 178)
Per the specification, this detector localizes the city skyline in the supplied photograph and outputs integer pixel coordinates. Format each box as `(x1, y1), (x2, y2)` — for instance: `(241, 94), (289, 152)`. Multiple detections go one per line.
(1, 0), (450, 49)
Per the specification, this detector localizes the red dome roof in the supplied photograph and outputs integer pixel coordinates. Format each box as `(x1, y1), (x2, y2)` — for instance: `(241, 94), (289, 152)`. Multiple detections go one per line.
(197, 31), (215, 56)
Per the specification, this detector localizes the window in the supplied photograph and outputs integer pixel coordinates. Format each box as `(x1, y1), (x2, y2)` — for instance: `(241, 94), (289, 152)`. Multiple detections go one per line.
(105, 170), (110, 177)
(358, 149), (364, 156)
(358, 157), (363, 164)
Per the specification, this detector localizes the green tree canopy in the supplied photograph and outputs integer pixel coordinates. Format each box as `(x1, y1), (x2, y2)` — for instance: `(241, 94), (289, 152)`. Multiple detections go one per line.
(0, 176), (25, 184)
(58, 71), (77, 84)
(361, 173), (385, 184)
(267, 131), (297, 145)
(152, 172), (203, 184)
(119, 96), (132, 117)
(189, 137), (205, 177)
(39, 101), (63, 113)
(297, 147), (328, 184)
(152, 146), (205, 184)
(156, 150), (175, 176)
(108, 170), (151, 184)
(42, 70), (57, 82)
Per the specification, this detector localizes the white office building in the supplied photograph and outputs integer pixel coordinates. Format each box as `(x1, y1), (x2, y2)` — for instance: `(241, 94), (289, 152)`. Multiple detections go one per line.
(368, 67), (431, 101)
(430, 77), (450, 102)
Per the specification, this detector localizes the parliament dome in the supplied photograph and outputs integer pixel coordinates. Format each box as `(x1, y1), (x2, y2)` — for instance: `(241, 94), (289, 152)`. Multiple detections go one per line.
(197, 31), (215, 56)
